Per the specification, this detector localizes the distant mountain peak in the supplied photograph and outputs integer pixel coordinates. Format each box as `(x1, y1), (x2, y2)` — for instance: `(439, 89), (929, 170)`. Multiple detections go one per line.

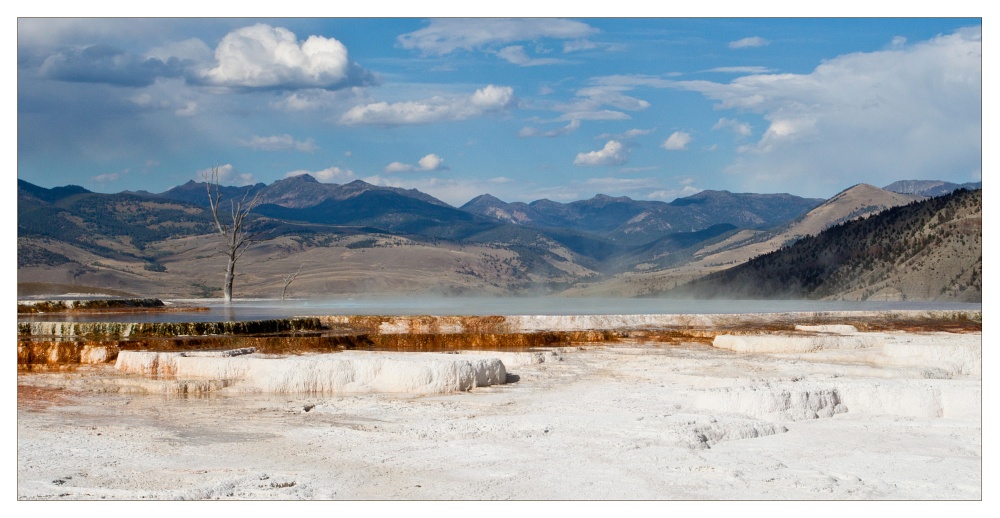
(280, 173), (318, 184)
(461, 193), (506, 209)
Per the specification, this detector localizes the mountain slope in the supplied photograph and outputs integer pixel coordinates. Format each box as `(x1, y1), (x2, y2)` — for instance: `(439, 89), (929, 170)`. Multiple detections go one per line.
(672, 189), (982, 301)
(884, 179), (983, 197)
(679, 184), (925, 268)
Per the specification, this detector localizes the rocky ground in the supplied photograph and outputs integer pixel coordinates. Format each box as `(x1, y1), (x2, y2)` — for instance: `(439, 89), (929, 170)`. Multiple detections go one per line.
(16, 328), (982, 500)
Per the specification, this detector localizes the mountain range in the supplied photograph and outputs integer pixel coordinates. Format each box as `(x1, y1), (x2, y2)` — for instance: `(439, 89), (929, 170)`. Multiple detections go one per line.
(17, 175), (981, 301)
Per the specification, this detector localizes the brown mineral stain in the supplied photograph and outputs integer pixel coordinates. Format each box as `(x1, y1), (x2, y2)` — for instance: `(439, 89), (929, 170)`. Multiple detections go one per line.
(17, 384), (77, 411)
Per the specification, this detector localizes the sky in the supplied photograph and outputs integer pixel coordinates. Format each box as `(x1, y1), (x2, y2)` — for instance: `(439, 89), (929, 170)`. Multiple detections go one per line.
(16, 17), (983, 206)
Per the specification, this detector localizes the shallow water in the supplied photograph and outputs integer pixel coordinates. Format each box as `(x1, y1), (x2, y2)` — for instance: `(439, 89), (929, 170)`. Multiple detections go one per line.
(17, 296), (982, 323)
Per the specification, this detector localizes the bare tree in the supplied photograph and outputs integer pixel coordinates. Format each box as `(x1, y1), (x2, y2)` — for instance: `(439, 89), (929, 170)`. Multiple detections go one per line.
(281, 264), (304, 301)
(204, 166), (268, 303)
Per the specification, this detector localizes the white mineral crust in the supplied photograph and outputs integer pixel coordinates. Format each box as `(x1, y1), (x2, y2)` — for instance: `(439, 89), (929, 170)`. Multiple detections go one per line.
(18, 322), (982, 500)
(115, 350), (506, 394)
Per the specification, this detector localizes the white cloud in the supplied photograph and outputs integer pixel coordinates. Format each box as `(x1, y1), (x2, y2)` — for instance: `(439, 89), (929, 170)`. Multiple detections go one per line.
(590, 75), (677, 88)
(339, 85), (514, 126)
(574, 140), (632, 166)
(574, 86), (650, 111)
(557, 110), (630, 122)
(202, 24), (368, 89)
(596, 128), (653, 140)
(496, 46), (568, 66)
(197, 164), (257, 186)
(92, 172), (121, 183)
(272, 88), (364, 111)
(705, 66), (775, 74)
(174, 101), (198, 117)
(540, 85), (649, 123)
(418, 154), (445, 171)
(648, 185), (702, 200)
(519, 119), (580, 138)
(384, 153), (447, 174)
(238, 134), (318, 152)
(675, 26), (982, 193)
(397, 18), (598, 56)
(563, 39), (598, 52)
(729, 37), (769, 49)
(285, 166), (354, 183)
(549, 86), (648, 117)
(146, 37), (213, 64)
(662, 131), (692, 151)
(713, 118), (752, 137)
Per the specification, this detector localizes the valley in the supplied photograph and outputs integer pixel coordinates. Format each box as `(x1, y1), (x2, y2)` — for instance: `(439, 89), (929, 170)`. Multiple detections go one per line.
(17, 176), (981, 302)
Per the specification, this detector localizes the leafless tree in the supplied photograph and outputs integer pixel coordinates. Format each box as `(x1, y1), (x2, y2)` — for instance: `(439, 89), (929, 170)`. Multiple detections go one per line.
(204, 166), (268, 303)
(281, 264), (304, 301)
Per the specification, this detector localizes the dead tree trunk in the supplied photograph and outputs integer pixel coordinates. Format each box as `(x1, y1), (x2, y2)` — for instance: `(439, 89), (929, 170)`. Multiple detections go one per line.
(205, 166), (267, 304)
(281, 264), (303, 301)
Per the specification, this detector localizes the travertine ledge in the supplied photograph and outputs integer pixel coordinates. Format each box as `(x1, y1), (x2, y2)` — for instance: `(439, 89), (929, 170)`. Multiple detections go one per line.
(114, 350), (507, 394)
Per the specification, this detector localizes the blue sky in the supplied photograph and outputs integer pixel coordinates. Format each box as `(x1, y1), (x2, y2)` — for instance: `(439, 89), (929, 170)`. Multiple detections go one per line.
(17, 17), (982, 206)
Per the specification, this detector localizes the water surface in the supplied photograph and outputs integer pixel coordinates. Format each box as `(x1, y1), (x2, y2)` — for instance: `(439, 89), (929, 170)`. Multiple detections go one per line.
(17, 297), (982, 323)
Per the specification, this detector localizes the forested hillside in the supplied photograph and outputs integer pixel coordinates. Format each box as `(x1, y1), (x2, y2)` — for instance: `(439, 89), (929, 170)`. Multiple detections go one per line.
(672, 189), (982, 302)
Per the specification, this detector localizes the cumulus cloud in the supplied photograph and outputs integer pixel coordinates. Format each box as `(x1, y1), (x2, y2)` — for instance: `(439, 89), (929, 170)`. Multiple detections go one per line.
(574, 140), (632, 166)
(339, 85), (514, 126)
(675, 26), (982, 192)
(197, 164), (257, 186)
(238, 134), (318, 152)
(285, 166), (354, 183)
(713, 118), (752, 137)
(202, 24), (373, 90)
(729, 37), (769, 49)
(397, 18), (598, 56)
(662, 131), (693, 150)
(519, 119), (580, 138)
(385, 154), (447, 174)
(38, 44), (187, 86)
(32, 24), (373, 92)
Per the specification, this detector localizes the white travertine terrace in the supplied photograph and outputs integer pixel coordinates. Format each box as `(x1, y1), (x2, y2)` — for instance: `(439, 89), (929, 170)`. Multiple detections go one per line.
(712, 331), (981, 377)
(794, 324), (859, 333)
(115, 350), (507, 395)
